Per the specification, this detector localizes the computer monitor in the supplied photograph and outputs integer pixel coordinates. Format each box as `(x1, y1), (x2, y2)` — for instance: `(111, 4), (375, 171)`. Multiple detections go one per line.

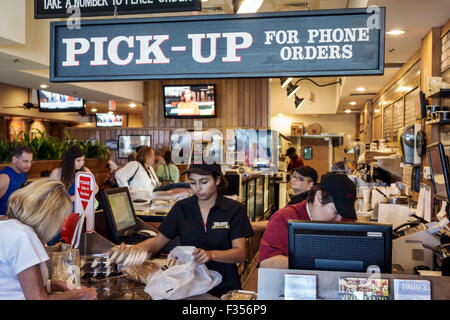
(427, 142), (450, 201)
(288, 220), (392, 273)
(100, 187), (138, 243)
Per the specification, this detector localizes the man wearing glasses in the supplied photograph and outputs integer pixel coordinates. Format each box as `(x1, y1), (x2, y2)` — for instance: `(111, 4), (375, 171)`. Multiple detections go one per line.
(288, 166), (318, 205)
(0, 146), (33, 215)
(258, 173), (357, 269)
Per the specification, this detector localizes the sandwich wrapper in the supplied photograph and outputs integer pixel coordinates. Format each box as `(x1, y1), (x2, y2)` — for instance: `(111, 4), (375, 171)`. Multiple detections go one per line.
(144, 246), (222, 300)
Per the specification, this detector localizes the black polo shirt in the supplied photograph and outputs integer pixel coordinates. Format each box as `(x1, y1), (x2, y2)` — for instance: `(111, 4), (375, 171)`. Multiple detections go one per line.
(158, 194), (254, 297)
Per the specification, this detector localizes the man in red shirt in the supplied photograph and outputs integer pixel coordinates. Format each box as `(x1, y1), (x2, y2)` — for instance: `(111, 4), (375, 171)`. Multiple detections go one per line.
(258, 173), (357, 269)
(286, 147), (304, 171)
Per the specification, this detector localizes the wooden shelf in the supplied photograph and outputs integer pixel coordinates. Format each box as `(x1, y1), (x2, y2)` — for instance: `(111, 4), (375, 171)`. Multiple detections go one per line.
(428, 88), (450, 99)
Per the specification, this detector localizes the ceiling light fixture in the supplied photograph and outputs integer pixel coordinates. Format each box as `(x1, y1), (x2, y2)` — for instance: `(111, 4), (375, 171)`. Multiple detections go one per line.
(349, 101), (356, 106)
(91, 108), (98, 113)
(374, 109), (380, 113)
(129, 103), (137, 108)
(278, 113), (284, 117)
(233, 0), (263, 14)
(356, 87), (366, 92)
(295, 95), (305, 110)
(280, 77), (293, 89)
(40, 84), (49, 89)
(345, 109), (352, 113)
(387, 29), (405, 35)
(286, 83), (300, 99)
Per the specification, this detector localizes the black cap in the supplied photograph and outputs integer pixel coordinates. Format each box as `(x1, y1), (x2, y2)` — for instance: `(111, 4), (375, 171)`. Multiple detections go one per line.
(285, 147), (296, 156)
(182, 162), (222, 176)
(319, 173), (357, 220)
(293, 166), (318, 184)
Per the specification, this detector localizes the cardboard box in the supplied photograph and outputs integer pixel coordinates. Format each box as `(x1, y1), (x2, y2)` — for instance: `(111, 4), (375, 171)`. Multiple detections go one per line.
(291, 122), (304, 136)
(306, 123), (321, 135)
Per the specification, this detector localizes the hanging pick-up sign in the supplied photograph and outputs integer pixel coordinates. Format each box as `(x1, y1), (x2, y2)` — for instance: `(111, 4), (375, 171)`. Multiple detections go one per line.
(50, 8), (385, 82)
(35, 0), (202, 19)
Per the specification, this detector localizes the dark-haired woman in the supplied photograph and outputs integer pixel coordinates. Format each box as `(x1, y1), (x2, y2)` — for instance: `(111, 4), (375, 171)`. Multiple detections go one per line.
(49, 145), (99, 245)
(50, 145), (99, 202)
(114, 163), (253, 297)
(156, 150), (180, 184)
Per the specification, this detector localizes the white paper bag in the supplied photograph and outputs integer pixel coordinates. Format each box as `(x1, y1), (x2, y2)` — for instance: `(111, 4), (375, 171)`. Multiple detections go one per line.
(144, 246), (222, 300)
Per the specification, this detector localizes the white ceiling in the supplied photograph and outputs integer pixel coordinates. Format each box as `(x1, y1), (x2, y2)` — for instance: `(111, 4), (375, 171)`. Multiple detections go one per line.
(0, 0), (449, 118)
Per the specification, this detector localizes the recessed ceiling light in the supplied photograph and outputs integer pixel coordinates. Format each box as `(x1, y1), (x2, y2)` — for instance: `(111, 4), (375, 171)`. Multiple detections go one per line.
(387, 30), (405, 35)
(40, 84), (49, 89)
(345, 109), (352, 113)
(374, 109), (381, 113)
(129, 103), (137, 108)
(91, 108), (98, 113)
(356, 87), (366, 92)
(349, 101), (356, 106)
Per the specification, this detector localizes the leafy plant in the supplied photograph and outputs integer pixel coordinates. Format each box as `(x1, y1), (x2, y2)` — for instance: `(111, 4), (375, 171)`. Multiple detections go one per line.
(0, 129), (109, 163)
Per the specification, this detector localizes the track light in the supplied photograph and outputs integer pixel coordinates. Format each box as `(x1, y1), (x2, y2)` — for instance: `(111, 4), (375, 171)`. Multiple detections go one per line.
(286, 83), (300, 99)
(233, 0), (263, 14)
(295, 95), (305, 110)
(280, 77), (293, 89)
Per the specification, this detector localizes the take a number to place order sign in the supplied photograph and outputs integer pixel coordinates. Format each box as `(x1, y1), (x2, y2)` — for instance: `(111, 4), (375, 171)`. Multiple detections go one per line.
(35, 0), (202, 18)
(50, 8), (385, 82)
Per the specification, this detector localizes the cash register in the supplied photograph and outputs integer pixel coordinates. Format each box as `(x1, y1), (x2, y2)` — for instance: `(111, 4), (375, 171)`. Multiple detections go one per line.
(100, 187), (157, 245)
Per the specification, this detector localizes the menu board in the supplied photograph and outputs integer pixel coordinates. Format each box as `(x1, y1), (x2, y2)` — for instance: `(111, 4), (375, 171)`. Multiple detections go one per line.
(393, 98), (405, 141)
(383, 105), (393, 142)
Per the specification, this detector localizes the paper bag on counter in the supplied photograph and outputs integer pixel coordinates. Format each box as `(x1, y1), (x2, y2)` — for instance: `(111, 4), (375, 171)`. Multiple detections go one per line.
(144, 246), (222, 300)
(377, 204), (410, 229)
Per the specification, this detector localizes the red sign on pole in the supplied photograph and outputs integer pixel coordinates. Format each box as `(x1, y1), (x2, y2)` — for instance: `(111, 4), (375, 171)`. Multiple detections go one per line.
(75, 172), (96, 233)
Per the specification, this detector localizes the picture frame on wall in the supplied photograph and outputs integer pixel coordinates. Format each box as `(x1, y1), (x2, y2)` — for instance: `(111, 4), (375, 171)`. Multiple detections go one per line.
(118, 135), (152, 159)
(105, 139), (118, 150)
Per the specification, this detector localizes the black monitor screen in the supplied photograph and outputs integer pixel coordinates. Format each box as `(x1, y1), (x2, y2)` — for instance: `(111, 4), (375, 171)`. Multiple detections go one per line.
(428, 142), (450, 201)
(163, 84), (216, 119)
(288, 220), (392, 273)
(100, 187), (137, 241)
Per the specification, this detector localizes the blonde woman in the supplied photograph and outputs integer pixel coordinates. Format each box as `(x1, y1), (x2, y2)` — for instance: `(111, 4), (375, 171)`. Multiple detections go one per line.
(0, 179), (97, 300)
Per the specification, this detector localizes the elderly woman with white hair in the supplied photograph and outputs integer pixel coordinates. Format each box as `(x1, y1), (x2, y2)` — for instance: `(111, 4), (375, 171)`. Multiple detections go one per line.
(0, 179), (97, 300)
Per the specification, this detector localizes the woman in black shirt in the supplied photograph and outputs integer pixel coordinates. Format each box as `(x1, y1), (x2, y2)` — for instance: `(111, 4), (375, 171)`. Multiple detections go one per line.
(135, 163), (254, 297)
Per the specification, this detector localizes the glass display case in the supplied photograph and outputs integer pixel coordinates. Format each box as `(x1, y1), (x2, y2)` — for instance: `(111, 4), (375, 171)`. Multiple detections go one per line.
(246, 179), (256, 221)
(263, 175), (269, 214)
(255, 176), (264, 221)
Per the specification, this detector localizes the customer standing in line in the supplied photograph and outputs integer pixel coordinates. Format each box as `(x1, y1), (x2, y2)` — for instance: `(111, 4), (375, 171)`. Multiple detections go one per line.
(0, 146), (34, 216)
(0, 179), (97, 300)
(50, 145), (99, 202)
(115, 146), (161, 197)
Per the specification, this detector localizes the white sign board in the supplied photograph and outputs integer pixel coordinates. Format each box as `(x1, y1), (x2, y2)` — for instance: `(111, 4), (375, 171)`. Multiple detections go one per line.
(74, 171), (95, 233)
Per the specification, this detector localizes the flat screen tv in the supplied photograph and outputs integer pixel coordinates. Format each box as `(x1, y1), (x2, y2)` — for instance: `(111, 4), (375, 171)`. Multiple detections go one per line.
(163, 84), (216, 119)
(38, 90), (85, 112)
(96, 113), (123, 127)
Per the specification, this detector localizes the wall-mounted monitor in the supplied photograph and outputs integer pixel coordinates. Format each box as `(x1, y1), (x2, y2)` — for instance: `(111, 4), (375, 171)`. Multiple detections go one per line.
(163, 84), (216, 119)
(96, 113), (123, 127)
(118, 135), (152, 159)
(38, 90), (85, 112)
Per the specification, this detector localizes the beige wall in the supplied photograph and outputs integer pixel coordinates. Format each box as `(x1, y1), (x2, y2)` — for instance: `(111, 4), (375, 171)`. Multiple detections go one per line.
(0, 0), (25, 45)
(271, 113), (357, 163)
(127, 113), (144, 128)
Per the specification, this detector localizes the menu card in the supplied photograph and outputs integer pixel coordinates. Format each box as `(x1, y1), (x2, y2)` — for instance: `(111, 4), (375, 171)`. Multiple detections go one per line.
(338, 277), (389, 300)
(393, 279), (431, 300)
(284, 274), (317, 300)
